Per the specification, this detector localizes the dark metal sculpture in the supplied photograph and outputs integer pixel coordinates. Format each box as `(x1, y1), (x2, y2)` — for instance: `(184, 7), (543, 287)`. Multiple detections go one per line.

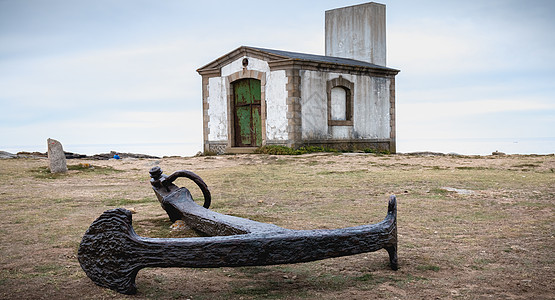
(78, 167), (398, 294)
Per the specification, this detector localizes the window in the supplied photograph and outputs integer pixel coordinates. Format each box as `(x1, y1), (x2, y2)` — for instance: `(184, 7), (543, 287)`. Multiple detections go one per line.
(327, 76), (354, 126)
(330, 87), (347, 121)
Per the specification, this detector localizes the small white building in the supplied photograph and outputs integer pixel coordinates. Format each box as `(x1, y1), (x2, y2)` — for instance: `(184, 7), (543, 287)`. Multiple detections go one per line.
(197, 2), (399, 154)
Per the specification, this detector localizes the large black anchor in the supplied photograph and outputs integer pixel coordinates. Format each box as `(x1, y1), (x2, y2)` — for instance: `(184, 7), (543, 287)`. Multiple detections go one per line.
(78, 167), (398, 294)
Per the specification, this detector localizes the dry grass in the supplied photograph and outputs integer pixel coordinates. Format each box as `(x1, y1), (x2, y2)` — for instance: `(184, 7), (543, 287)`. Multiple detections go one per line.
(0, 153), (553, 299)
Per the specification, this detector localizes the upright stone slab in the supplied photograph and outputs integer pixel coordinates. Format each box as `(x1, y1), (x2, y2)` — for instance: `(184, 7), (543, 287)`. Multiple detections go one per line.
(47, 138), (68, 173)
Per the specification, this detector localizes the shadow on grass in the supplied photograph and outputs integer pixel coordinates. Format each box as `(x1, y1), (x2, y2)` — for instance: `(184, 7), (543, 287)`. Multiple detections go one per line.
(29, 164), (123, 179)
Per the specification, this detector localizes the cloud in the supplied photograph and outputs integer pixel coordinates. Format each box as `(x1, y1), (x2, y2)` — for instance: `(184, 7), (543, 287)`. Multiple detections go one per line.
(1, 0), (554, 156)
(387, 0), (555, 75)
(400, 98), (555, 121)
(2, 109), (202, 147)
(1, 41), (198, 102)
(388, 27), (480, 74)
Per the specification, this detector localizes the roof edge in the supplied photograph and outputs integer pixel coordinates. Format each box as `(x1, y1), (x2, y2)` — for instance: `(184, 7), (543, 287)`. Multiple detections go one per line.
(197, 46), (400, 75)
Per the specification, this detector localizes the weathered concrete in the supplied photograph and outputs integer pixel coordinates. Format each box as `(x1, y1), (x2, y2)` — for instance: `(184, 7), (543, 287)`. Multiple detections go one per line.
(325, 2), (387, 66)
(198, 30), (399, 153)
(330, 87), (347, 120)
(47, 138), (67, 173)
(207, 76), (227, 142)
(221, 56), (270, 77)
(300, 71), (391, 140)
(207, 56), (289, 144)
(265, 70), (288, 141)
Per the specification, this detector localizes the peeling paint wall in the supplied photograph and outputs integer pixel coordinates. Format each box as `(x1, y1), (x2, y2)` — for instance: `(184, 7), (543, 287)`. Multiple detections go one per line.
(207, 55), (392, 148)
(207, 56), (289, 145)
(300, 71), (327, 139)
(207, 77), (227, 141)
(356, 77), (390, 138)
(265, 70), (288, 141)
(300, 70), (390, 140)
(221, 56), (270, 77)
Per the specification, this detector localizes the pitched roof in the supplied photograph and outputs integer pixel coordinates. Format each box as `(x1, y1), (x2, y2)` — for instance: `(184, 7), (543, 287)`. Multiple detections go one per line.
(197, 46), (399, 75)
(248, 46), (398, 71)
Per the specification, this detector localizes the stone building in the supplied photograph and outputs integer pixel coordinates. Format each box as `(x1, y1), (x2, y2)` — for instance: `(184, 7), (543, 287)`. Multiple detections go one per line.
(197, 2), (399, 154)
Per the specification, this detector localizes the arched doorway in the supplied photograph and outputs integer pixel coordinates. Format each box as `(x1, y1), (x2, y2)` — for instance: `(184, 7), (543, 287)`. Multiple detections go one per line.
(232, 78), (262, 147)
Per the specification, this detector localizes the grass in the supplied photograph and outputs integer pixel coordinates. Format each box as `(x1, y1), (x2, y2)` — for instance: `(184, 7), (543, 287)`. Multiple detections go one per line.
(512, 163), (540, 168)
(29, 164), (123, 179)
(416, 264), (440, 272)
(254, 145), (391, 156)
(224, 267), (397, 299)
(0, 154), (553, 299)
(254, 145), (339, 155)
(102, 197), (153, 207)
(455, 166), (489, 170)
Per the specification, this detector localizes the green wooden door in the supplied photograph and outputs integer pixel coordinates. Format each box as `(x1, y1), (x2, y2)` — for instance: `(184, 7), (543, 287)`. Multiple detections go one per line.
(233, 79), (262, 147)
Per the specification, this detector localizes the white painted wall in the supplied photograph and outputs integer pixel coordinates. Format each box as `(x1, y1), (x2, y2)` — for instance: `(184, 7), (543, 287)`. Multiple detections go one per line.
(300, 70), (390, 140)
(221, 56), (270, 77)
(355, 77), (390, 138)
(265, 70), (288, 141)
(330, 126), (352, 139)
(330, 87), (347, 120)
(300, 71), (328, 139)
(207, 56), (289, 143)
(207, 77), (227, 141)
(208, 55), (391, 145)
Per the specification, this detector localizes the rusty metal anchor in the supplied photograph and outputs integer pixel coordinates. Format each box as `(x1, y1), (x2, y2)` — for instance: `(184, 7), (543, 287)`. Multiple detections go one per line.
(78, 167), (398, 294)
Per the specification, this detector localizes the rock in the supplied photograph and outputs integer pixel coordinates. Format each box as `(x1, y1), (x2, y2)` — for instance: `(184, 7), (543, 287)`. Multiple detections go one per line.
(170, 220), (188, 231)
(441, 187), (474, 195)
(47, 138), (68, 173)
(0, 151), (17, 159)
(15, 151), (47, 158)
(405, 151), (446, 156)
(64, 152), (87, 159)
(145, 160), (160, 167)
(88, 151), (160, 160)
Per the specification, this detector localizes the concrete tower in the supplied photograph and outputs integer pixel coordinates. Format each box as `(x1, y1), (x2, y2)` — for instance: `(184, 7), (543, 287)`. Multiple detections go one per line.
(325, 2), (386, 66)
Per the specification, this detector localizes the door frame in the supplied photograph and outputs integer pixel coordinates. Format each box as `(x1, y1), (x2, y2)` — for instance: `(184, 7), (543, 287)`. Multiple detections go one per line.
(225, 69), (267, 148)
(232, 78), (262, 147)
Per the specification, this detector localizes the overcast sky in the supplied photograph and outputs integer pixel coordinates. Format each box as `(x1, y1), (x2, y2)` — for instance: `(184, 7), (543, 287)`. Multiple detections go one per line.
(1, 0), (554, 156)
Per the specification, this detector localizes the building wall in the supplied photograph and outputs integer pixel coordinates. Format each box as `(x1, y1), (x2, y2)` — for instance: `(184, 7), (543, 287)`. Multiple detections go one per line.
(265, 70), (288, 141)
(300, 70), (391, 141)
(207, 77), (227, 142)
(206, 56), (289, 150)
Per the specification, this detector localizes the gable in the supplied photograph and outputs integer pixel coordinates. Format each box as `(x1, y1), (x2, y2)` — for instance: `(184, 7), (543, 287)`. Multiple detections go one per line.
(196, 46), (286, 76)
(197, 46), (400, 77)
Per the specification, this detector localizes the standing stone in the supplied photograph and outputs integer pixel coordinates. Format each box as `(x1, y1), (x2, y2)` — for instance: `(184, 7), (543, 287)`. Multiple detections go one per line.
(47, 138), (68, 173)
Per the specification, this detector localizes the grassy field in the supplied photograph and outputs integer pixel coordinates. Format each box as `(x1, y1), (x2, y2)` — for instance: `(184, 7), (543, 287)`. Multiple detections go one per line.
(0, 153), (553, 299)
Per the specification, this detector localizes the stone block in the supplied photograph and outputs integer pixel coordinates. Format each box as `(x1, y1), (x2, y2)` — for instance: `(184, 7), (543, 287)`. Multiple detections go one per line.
(47, 138), (68, 173)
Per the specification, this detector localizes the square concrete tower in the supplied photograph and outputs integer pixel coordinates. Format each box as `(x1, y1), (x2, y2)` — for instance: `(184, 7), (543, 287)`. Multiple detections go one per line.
(325, 2), (386, 66)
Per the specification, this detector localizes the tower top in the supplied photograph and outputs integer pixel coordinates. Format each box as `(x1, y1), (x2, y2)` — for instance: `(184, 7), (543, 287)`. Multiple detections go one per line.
(325, 2), (386, 66)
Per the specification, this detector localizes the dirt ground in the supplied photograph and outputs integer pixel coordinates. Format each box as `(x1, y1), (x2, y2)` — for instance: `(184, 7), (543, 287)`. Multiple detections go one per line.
(0, 153), (553, 299)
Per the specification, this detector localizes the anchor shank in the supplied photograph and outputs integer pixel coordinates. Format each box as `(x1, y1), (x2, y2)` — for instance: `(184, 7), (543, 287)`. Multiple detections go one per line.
(78, 205), (396, 294)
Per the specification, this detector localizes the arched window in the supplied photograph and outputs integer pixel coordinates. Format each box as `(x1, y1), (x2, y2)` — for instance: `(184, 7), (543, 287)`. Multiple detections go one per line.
(330, 87), (347, 121)
(327, 76), (354, 126)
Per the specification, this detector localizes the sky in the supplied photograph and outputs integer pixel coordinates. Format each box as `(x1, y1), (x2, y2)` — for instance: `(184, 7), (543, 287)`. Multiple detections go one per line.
(1, 0), (554, 156)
